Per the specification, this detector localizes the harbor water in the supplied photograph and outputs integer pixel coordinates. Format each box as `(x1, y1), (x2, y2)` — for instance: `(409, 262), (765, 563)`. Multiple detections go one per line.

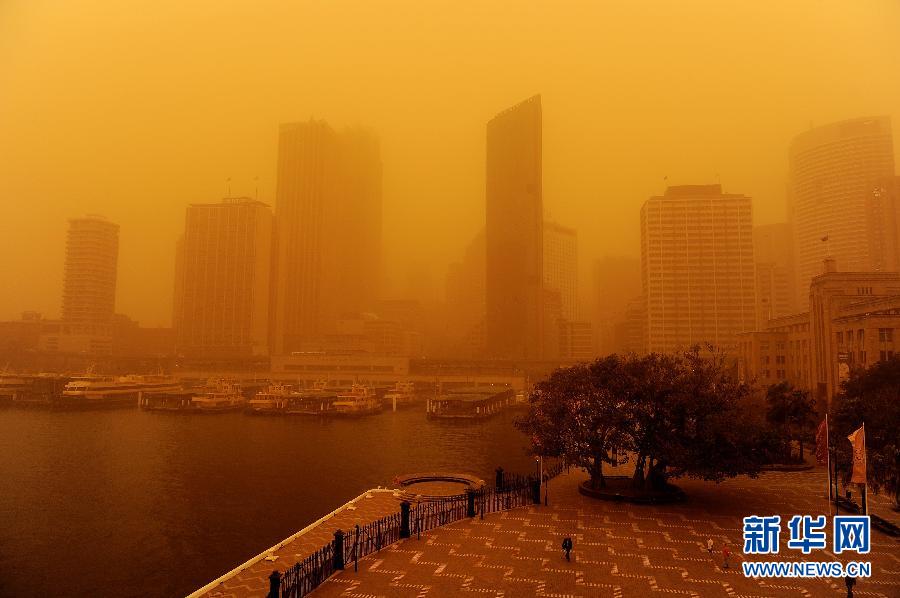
(0, 406), (534, 597)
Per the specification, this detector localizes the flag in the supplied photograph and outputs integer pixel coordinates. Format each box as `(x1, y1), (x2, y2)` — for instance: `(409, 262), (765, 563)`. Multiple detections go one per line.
(847, 424), (867, 485)
(821, 235), (829, 242)
(815, 418), (828, 465)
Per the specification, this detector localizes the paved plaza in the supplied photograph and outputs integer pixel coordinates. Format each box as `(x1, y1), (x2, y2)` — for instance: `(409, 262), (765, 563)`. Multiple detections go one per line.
(315, 469), (899, 598)
(202, 490), (405, 597)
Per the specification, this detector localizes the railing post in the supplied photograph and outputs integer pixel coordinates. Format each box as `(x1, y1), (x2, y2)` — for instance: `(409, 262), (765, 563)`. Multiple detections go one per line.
(495, 466), (504, 490)
(267, 570), (281, 598)
(400, 500), (411, 538)
(531, 478), (541, 505)
(354, 524), (360, 572)
(333, 530), (345, 570)
(466, 488), (476, 517)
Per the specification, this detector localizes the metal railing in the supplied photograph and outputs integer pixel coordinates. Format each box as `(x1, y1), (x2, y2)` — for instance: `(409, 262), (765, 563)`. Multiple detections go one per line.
(274, 461), (564, 598)
(280, 542), (334, 598)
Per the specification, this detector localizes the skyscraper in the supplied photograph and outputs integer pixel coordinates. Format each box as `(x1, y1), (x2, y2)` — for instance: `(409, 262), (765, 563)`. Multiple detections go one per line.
(60, 215), (119, 354)
(789, 116), (896, 306)
(641, 185), (755, 354)
(593, 256), (642, 355)
(174, 199), (274, 358)
(445, 229), (486, 357)
(753, 222), (794, 327)
(274, 120), (382, 354)
(543, 221), (578, 321)
(485, 95), (543, 360)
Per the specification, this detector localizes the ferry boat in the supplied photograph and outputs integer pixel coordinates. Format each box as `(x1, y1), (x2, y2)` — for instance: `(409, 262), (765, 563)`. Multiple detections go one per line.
(332, 384), (382, 416)
(383, 381), (416, 410)
(283, 390), (340, 416)
(59, 373), (180, 409)
(191, 379), (246, 413)
(0, 372), (27, 405)
(246, 382), (294, 415)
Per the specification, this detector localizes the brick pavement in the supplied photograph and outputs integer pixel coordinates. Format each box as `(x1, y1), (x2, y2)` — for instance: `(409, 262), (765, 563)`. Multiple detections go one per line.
(314, 468), (900, 598)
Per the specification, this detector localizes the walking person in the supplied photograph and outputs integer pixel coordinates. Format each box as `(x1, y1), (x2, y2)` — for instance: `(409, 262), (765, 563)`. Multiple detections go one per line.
(722, 544), (732, 570)
(706, 538), (714, 554)
(562, 537), (573, 562)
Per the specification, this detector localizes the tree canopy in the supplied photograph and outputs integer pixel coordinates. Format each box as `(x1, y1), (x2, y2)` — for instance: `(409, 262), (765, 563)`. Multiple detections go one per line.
(831, 356), (900, 507)
(517, 349), (768, 492)
(765, 381), (816, 463)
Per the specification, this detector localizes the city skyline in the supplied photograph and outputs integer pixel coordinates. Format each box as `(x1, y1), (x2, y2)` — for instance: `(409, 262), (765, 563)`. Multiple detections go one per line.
(3, 1), (900, 326)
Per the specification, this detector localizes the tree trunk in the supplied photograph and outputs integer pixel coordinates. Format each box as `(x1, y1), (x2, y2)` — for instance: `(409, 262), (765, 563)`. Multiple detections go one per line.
(632, 454), (646, 489)
(648, 459), (667, 491)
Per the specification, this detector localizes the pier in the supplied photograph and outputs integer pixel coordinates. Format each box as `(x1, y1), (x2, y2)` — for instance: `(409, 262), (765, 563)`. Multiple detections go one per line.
(426, 386), (515, 419)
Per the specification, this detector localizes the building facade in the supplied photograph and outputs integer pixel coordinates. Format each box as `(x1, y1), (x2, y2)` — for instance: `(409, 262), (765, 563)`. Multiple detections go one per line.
(640, 184), (755, 354)
(59, 215), (119, 354)
(445, 230), (486, 358)
(789, 116), (897, 307)
(543, 221), (578, 321)
(737, 261), (900, 407)
(174, 199), (274, 359)
(273, 120), (382, 354)
(753, 222), (795, 328)
(592, 256), (642, 355)
(485, 95), (544, 360)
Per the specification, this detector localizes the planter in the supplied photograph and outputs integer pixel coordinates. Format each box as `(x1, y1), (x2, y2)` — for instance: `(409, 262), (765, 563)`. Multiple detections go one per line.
(578, 476), (686, 504)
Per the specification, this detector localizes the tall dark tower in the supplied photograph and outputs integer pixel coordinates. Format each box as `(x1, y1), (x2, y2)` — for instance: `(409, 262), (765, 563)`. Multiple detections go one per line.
(273, 120), (382, 354)
(485, 95), (543, 360)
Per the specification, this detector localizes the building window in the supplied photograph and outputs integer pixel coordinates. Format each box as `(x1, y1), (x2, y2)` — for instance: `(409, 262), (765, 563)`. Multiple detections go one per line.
(836, 331), (843, 345)
(858, 329), (865, 344)
(879, 328), (893, 343)
(860, 351), (866, 365)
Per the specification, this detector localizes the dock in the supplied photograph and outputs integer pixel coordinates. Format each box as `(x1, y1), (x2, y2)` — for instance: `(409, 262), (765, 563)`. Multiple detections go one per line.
(425, 386), (515, 419)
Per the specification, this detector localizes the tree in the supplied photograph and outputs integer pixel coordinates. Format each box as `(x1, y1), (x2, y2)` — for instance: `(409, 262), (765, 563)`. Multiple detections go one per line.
(765, 382), (816, 462)
(518, 348), (767, 494)
(831, 356), (900, 508)
(517, 357), (629, 488)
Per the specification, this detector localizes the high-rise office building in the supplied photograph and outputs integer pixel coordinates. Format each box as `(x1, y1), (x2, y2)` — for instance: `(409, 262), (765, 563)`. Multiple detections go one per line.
(59, 215), (119, 354)
(485, 95), (543, 360)
(543, 221), (578, 321)
(753, 222), (794, 327)
(445, 229), (486, 357)
(62, 215), (119, 326)
(789, 116), (896, 307)
(273, 120), (382, 354)
(640, 185), (755, 354)
(174, 199), (274, 358)
(593, 256), (642, 355)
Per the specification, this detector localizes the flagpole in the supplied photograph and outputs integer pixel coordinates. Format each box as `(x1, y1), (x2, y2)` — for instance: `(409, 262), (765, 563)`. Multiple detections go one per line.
(826, 413), (832, 502)
(862, 422), (869, 515)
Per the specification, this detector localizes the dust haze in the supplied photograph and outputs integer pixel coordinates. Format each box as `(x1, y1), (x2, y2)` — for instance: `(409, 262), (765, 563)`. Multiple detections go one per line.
(1, 0), (898, 326)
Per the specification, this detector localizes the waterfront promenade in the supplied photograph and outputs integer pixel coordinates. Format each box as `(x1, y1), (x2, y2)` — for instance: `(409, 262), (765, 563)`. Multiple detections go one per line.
(315, 469), (899, 597)
(196, 465), (899, 598)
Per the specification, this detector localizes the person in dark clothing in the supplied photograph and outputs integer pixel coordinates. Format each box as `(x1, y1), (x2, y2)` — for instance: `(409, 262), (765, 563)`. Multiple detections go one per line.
(562, 537), (573, 561)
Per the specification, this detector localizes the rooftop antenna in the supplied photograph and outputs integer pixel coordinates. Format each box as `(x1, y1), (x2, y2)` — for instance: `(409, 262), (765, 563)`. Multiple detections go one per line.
(225, 177), (232, 198)
(254, 176), (259, 201)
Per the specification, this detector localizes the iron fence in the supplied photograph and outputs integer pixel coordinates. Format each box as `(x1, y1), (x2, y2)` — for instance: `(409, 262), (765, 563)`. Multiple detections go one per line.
(279, 542), (334, 598)
(275, 460), (565, 598)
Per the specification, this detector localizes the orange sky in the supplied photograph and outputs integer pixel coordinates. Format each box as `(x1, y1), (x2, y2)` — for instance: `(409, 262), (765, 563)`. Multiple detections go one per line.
(1, 0), (898, 326)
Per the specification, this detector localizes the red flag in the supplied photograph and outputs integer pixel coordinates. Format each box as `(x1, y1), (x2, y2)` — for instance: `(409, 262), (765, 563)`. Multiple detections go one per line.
(847, 425), (867, 485)
(815, 419), (828, 465)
